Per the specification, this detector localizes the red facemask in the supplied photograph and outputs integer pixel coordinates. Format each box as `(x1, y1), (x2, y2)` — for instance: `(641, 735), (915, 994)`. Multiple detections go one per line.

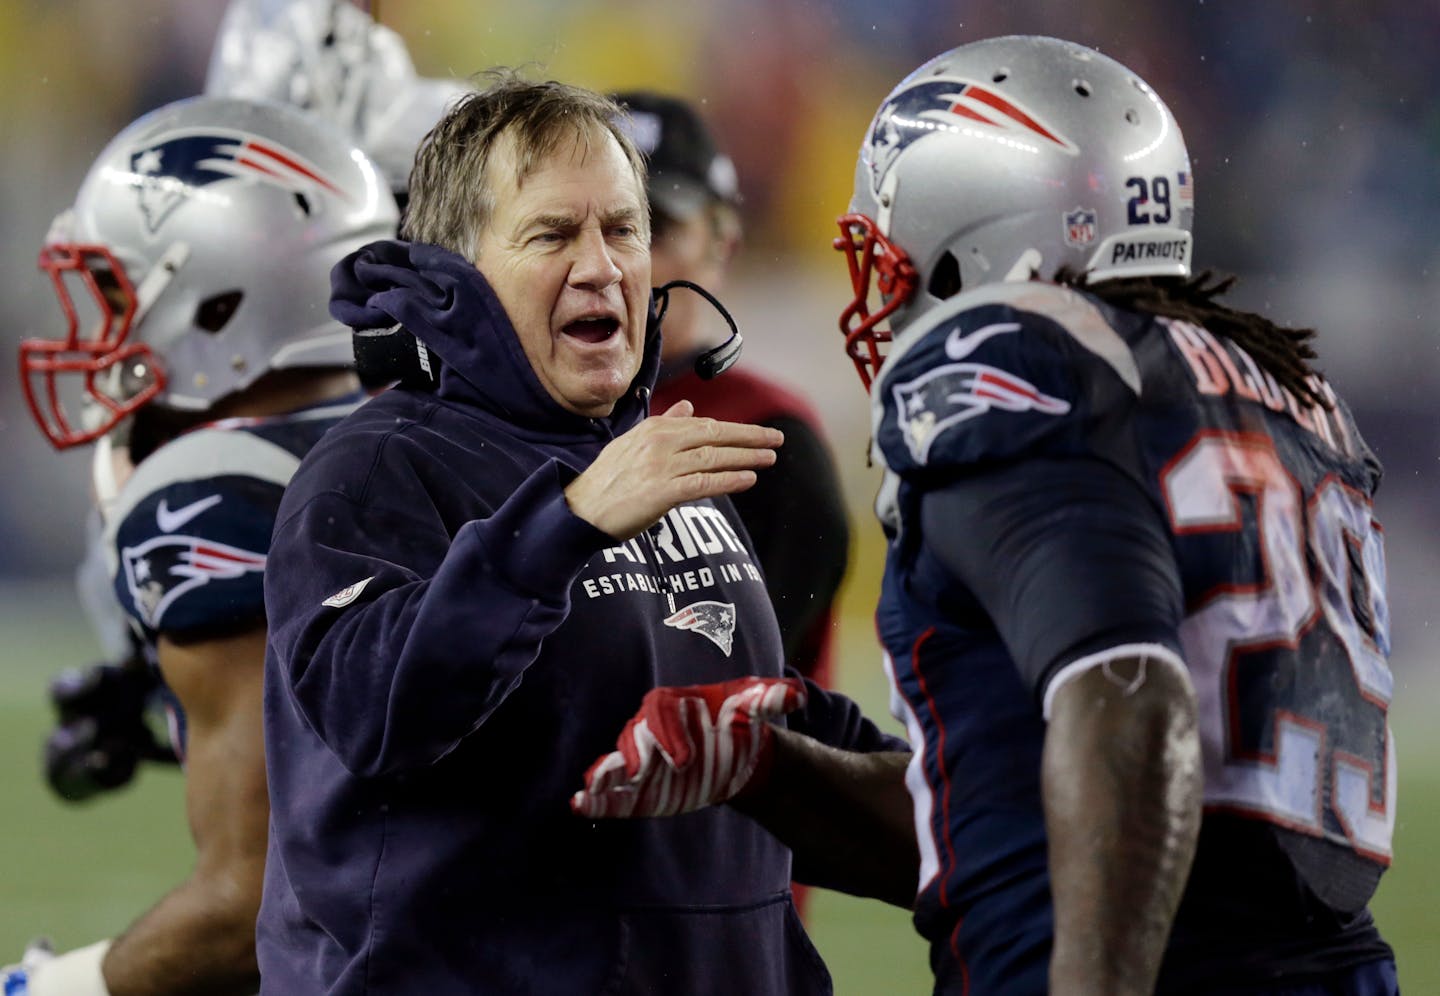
(20, 244), (166, 449)
(833, 212), (918, 392)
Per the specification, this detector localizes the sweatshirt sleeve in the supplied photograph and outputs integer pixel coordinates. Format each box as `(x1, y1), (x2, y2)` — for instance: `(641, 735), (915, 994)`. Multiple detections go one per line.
(265, 458), (613, 778)
(787, 671), (909, 755)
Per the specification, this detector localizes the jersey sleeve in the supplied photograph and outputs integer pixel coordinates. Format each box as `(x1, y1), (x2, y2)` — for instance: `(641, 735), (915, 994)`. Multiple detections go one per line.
(872, 282), (1142, 476)
(785, 672), (909, 755)
(920, 455), (1185, 711)
(104, 428), (300, 638)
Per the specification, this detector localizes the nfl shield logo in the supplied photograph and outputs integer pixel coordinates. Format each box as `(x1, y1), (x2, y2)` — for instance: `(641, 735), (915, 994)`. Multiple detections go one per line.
(1063, 207), (1097, 248)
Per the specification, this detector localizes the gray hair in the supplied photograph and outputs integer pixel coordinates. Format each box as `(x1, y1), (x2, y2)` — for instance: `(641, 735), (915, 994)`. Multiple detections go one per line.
(402, 69), (649, 260)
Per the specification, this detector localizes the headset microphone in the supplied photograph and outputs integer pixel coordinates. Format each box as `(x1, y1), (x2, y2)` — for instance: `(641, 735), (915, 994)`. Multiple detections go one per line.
(654, 279), (743, 380)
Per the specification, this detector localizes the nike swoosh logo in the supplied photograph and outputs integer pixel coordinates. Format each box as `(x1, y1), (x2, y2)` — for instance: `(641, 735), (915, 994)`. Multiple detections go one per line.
(945, 321), (1021, 361)
(156, 494), (223, 533)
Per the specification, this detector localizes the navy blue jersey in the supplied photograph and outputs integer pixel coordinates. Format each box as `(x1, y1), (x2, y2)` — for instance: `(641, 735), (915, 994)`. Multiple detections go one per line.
(258, 240), (898, 995)
(871, 281), (1393, 993)
(100, 398), (362, 754)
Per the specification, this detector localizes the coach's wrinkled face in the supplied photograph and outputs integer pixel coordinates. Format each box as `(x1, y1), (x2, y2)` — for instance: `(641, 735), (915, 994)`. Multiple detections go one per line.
(475, 125), (651, 417)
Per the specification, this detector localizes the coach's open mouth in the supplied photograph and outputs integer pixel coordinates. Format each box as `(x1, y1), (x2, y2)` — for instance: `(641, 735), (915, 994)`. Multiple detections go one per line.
(562, 316), (621, 343)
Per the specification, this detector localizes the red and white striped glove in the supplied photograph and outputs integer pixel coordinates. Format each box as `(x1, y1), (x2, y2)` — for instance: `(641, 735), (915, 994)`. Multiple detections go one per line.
(571, 677), (807, 819)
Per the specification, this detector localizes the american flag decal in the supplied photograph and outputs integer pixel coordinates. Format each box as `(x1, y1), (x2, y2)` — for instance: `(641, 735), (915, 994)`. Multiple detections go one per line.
(1177, 170), (1194, 202)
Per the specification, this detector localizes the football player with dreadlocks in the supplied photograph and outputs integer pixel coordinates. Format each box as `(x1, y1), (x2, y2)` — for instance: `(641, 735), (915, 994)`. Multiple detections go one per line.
(579, 34), (1398, 996)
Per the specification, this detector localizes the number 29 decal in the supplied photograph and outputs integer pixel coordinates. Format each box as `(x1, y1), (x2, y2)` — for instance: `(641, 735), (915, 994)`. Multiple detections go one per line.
(1126, 175), (1173, 225)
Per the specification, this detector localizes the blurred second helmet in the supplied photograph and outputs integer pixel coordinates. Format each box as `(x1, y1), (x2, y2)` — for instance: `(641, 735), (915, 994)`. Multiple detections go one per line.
(836, 35), (1194, 388)
(204, 0), (471, 199)
(20, 95), (399, 449)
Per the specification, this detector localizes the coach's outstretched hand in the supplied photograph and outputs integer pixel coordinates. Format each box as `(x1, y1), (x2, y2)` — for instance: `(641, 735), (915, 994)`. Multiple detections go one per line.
(563, 400), (782, 541)
(572, 677), (807, 819)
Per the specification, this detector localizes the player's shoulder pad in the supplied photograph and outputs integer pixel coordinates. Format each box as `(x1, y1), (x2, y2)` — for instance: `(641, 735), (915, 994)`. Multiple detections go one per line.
(102, 428), (301, 633)
(871, 281), (1140, 474)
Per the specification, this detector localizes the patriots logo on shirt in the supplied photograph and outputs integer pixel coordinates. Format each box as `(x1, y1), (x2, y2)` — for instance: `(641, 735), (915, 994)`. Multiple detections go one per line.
(126, 129), (347, 233)
(866, 78), (1079, 196)
(892, 362), (1071, 465)
(664, 600), (737, 657)
(121, 534), (267, 628)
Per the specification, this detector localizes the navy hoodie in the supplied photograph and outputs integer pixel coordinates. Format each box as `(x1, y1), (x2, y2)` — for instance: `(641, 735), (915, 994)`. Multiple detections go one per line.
(258, 241), (896, 995)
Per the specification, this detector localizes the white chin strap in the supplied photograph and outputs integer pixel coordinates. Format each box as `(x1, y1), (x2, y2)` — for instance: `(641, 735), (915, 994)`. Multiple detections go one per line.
(91, 436), (123, 520)
(132, 241), (191, 324)
(1003, 248), (1044, 282)
(875, 168), (899, 234)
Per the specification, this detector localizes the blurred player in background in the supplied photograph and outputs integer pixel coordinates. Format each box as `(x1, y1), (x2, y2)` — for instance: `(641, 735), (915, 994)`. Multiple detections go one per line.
(204, 0), (469, 210)
(36, 0), (467, 812)
(614, 91), (851, 918)
(5, 92), (397, 996)
(2, 4), (465, 993)
(580, 31), (1399, 996)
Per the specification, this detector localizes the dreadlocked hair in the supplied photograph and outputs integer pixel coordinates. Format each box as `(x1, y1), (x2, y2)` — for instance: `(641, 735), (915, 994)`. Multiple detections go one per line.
(1054, 267), (1330, 410)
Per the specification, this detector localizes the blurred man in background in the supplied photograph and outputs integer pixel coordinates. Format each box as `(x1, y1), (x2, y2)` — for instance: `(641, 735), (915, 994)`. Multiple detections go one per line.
(614, 91), (852, 918)
(204, 0), (469, 208)
(614, 91), (850, 694)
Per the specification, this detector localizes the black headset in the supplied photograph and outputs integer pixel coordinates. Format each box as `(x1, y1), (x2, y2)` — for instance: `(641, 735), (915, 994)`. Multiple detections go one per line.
(353, 279), (743, 390)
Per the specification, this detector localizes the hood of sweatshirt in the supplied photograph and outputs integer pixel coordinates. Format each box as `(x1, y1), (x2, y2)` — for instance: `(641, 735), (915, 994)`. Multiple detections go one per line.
(329, 239), (660, 440)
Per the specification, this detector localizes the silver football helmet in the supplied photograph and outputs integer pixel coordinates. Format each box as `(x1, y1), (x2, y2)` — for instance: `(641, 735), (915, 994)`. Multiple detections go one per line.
(204, 0), (470, 196)
(836, 35), (1194, 388)
(20, 95), (399, 449)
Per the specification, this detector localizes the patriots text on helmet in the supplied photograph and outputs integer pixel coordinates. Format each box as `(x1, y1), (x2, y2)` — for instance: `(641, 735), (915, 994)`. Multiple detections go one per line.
(1108, 237), (1189, 265)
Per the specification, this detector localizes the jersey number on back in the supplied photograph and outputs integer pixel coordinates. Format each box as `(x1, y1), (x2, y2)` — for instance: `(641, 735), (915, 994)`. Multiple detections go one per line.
(1161, 431), (1394, 863)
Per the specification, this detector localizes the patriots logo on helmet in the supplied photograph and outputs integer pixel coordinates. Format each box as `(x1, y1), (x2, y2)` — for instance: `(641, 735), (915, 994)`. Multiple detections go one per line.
(664, 600), (738, 656)
(893, 362), (1071, 465)
(126, 129), (347, 233)
(866, 79), (1080, 196)
(121, 534), (267, 628)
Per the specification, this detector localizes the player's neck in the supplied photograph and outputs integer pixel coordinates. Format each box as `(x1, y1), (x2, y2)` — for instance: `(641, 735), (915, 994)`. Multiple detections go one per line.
(209, 368), (362, 420)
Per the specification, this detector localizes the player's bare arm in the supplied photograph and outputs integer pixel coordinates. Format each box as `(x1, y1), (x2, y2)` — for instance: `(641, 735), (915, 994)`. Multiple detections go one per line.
(1042, 654), (1202, 996)
(102, 627), (269, 996)
(732, 728), (917, 909)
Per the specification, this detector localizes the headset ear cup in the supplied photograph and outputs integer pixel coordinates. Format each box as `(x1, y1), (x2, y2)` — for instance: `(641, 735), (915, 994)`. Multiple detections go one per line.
(353, 325), (441, 389)
(694, 331), (742, 380)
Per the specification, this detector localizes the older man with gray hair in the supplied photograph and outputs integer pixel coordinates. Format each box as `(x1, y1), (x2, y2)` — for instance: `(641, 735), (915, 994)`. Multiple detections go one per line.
(258, 71), (907, 995)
